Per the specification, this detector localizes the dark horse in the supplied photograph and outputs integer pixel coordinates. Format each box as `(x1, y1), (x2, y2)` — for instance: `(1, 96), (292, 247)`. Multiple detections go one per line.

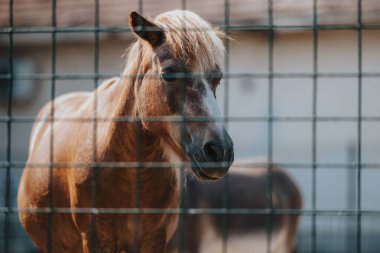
(18, 10), (233, 253)
(168, 161), (302, 253)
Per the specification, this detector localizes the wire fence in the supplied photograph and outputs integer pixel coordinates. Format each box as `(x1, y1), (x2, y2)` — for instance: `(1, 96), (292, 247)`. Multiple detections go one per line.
(1, 0), (380, 252)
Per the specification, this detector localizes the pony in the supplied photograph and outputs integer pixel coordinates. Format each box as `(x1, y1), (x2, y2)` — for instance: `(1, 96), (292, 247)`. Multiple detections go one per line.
(168, 160), (302, 253)
(17, 10), (234, 253)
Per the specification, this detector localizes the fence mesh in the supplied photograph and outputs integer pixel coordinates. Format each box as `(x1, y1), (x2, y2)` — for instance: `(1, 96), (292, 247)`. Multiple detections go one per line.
(1, 0), (380, 252)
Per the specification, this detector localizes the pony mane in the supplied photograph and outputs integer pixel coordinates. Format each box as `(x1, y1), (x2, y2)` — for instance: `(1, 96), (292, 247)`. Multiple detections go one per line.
(155, 10), (225, 72)
(124, 10), (226, 75)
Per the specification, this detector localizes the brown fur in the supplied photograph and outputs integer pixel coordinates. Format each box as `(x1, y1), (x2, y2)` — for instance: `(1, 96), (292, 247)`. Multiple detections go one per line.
(18, 76), (180, 253)
(18, 10), (233, 253)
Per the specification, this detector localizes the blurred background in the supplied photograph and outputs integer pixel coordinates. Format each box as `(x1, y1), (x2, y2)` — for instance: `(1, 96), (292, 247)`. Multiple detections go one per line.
(1, 0), (380, 252)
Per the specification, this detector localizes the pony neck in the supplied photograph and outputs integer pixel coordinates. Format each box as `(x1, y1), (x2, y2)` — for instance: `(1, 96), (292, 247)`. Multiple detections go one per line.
(98, 71), (166, 165)
(94, 47), (180, 195)
(95, 77), (179, 209)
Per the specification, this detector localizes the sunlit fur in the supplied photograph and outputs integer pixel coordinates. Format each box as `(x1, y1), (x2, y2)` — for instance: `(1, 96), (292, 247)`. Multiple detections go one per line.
(18, 10), (231, 253)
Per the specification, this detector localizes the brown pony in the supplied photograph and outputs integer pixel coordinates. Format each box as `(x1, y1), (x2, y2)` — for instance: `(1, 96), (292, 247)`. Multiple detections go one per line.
(17, 10), (234, 253)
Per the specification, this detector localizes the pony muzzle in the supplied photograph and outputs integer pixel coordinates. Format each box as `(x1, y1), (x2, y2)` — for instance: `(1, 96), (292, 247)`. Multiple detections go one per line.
(186, 128), (234, 180)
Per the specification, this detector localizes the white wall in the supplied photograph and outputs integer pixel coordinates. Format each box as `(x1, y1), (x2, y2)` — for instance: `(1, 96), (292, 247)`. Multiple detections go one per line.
(1, 30), (380, 252)
(216, 30), (380, 252)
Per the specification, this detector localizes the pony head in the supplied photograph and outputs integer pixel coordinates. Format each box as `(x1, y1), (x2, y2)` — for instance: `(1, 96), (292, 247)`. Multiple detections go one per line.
(127, 10), (234, 180)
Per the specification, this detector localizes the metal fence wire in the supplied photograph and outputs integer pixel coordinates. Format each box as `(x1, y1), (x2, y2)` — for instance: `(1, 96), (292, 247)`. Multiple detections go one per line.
(1, 0), (380, 252)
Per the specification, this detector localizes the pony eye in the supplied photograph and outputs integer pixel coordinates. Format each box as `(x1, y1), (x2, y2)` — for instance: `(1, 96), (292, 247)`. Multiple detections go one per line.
(161, 72), (178, 83)
(161, 67), (180, 83)
(212, 77), (222, 87)
(210, 72), (223, 87)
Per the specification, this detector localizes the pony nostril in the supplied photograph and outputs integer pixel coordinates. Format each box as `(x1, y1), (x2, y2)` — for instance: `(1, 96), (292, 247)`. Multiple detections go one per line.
(203, 142), (223, 162)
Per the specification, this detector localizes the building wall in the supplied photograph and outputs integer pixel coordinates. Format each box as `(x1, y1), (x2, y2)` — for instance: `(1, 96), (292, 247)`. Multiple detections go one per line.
(1, 30), (380, 252)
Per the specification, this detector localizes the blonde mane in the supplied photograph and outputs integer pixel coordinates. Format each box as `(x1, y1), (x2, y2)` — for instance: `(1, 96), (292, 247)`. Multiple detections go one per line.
(124, 10), (226, 75)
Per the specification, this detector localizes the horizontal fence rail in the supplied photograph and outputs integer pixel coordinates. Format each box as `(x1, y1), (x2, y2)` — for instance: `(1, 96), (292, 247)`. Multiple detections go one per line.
(1, 0), (379, 252)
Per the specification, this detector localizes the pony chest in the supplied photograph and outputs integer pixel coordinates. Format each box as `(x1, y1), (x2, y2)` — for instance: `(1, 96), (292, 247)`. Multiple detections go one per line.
(90, 168), (179, 209)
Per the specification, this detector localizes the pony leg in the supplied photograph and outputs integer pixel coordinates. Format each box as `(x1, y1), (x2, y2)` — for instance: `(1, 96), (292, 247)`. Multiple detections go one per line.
(138, 233), (167, 253)
(72, 213), (122, 253)
(80, 231), (118, 253)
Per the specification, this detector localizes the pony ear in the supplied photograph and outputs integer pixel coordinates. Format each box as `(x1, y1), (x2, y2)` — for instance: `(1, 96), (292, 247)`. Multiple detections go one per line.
(129, 11), (165, 47)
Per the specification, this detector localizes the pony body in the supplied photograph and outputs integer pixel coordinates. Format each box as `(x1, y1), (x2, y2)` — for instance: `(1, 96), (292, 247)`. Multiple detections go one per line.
(18, 10), (233, 253)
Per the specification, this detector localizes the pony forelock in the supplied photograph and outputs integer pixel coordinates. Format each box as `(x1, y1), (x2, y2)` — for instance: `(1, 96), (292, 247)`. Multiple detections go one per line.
(155, 10), (225, 72)
(124, 10), (226, 75)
